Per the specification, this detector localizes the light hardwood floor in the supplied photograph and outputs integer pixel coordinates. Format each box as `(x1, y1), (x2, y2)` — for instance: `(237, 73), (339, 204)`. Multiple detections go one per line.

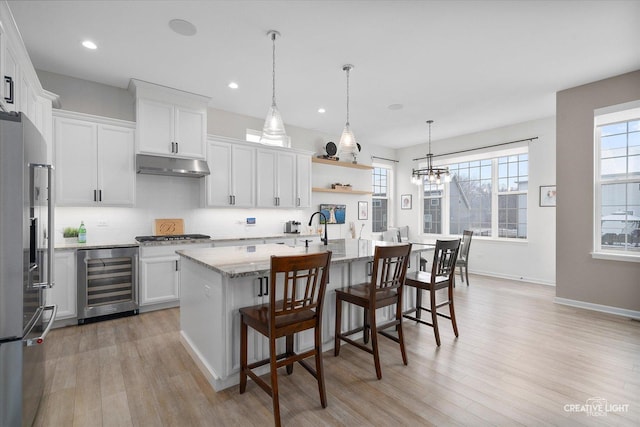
(35, 275), (639, 426)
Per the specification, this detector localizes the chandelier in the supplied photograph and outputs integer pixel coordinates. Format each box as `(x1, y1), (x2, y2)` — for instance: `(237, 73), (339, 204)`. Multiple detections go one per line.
(411, 120), (451, 185)
(260, 30), (289, 146)
(338, 64), (358, 162)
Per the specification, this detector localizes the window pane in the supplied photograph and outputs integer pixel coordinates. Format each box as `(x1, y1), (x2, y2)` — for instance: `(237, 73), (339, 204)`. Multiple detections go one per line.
(498, 194), (527, 239)
(372, 199), (388, 233)
(600, 182), (640, 252)
(449, 162), (493, 237)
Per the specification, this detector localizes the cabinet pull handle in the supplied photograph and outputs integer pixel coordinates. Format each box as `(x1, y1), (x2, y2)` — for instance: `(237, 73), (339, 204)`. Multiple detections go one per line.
(264, 276), (269, 295)
(297, 197), (300, 207)
(232, 195), (236, 205)
(175, 142), (179, 153)
(257, 277), (264, 297)
(366, 261), (373, 276)
(175, 260), (179, 271)
(98, 190), (102, 202)
(4, 76), (13, 104)
(93, 189), (97, 202)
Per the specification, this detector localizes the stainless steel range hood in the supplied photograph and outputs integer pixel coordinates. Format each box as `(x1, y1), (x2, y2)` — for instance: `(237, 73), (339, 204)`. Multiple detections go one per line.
(136, 154), (210, 178)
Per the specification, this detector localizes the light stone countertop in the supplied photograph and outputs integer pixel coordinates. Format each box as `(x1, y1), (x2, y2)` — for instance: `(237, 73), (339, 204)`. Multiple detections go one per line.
(177, 239), (430, 278)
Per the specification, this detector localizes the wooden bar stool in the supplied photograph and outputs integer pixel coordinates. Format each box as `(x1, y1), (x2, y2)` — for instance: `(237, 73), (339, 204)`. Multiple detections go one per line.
(334, 244), (412, 380)
(239, 251), (332, 427)
(403, 239), (460, 346)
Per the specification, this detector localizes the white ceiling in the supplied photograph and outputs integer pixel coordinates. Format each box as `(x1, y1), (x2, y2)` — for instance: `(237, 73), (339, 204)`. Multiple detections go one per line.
(8, 0), (640, 149)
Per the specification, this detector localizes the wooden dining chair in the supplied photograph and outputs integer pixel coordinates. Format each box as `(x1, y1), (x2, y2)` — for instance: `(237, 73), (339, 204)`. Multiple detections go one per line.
(403, 239), (460, 346)
(334, 244), (412, 380)
(457, 230), (473, 285)
(239, 251), (332, 427)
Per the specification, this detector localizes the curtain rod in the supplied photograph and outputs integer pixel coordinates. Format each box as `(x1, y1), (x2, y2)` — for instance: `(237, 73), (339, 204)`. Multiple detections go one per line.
(412, 136), (538, 161)
(371, 155), (399, 163)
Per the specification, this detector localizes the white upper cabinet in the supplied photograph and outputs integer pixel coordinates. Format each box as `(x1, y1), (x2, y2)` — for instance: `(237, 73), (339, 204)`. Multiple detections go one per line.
(206, 137), (255, 207)
(256, 149), (297, 208)
(54, 111), (135, 207)
(129, 79), (209, 160)
(0, 3), (56, 141)
(296, 153), (312, 208)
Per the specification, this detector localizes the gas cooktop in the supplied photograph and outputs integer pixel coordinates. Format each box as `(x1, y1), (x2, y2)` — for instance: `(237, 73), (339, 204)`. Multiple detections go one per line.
(135, 234), (211, 243)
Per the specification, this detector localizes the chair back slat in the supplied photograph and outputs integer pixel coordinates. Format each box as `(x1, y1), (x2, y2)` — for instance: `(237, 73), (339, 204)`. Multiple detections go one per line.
(270, 252), (332, 322)
(370, 244), (412, 298)
(430, 239), (461, 281)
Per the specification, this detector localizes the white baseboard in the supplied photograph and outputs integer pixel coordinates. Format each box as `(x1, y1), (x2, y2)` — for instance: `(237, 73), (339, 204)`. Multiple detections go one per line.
(554, 297), (640, 320)
(469, 269), (556, 286)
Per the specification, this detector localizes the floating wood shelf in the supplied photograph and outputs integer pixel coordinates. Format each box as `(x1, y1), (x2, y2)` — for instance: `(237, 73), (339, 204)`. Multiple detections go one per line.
(312, 157), (374, 170)
(312, 187), (372, 195)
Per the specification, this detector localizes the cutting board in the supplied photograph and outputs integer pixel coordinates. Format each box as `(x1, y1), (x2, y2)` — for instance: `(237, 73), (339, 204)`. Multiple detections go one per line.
(154, 218), (184, 236)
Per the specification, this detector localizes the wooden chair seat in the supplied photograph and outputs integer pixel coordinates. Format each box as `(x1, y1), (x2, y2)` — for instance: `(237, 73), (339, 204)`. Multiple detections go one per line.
(403, 239), (460, 347)
(334, 244), (412, 380)
(239, 300), (317, 335)
(239, 251), (332, 427)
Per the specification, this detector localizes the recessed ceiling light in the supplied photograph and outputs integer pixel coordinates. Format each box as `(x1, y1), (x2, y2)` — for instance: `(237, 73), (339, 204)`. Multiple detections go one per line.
(388, 103), (403, 110)
(169, 19), (197, 36)
(318, 108), (326, 114)
(82, 40), (97, 50)
(228, 82), (239, 89)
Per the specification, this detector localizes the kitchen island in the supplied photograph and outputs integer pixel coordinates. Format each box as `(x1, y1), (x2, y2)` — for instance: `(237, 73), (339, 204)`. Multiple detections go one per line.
(176, 239), (428, 391)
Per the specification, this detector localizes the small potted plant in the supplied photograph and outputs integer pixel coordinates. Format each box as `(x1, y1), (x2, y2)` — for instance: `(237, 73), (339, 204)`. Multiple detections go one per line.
(63, 227), (79, 243)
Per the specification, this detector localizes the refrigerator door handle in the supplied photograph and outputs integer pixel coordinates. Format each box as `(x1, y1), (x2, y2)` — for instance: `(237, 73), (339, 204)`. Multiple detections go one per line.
(25, 305), (57, 347)
(46, 165), (54, 288)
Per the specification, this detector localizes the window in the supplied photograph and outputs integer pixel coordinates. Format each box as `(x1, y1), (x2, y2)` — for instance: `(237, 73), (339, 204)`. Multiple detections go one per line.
(421, 150), (528, 239)
(449, 160), (492, 236)
(595, 105), (640, 257)
(422, 181), (443, 234)
(372, 166), (390, 232)
(245, 128), (290, 147)
(497, 154), (528, 238)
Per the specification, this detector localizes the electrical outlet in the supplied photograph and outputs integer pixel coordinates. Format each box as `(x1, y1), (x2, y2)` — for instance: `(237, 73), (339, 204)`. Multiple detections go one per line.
(97, 221), (108, 227)
(204, 285), (211, 297)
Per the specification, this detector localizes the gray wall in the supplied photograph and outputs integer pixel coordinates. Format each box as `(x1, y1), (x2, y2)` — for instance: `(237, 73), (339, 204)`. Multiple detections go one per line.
(556, 70), (640, 311)
(37, 70), (135, 121)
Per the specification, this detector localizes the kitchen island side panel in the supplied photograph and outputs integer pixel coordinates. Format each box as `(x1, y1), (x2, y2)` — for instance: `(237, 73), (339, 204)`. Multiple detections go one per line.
(179, 259), (225, 384)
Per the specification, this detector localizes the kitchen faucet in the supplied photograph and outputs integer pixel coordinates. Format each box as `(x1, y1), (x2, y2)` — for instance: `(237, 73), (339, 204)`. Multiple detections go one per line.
(308, 211), (328, 245)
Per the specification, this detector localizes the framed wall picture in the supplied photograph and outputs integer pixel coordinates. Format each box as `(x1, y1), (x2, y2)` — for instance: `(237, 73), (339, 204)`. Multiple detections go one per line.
(358, 201), (368, 220)
(401, 194), (412, 210)
(540, 185), (557, 207)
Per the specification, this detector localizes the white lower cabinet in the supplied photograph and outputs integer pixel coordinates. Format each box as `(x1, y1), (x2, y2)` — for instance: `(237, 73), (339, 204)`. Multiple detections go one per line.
(48, 250), (77, 320)
(139, 242), (212, 308)
(139, 255), (180, 305)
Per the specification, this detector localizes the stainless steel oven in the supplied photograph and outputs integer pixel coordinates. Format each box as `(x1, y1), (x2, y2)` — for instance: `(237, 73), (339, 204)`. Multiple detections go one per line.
(77, 247), (139, 323)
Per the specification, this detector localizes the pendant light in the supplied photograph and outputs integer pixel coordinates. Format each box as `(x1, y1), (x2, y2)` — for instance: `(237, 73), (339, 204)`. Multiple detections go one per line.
(260, 30), (289, 146)
(338, 64), (358, 162)
(411, 120), (451, 185)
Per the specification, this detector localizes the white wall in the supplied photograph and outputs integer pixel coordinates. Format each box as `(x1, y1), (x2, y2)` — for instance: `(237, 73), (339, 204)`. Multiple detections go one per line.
(395, 117), (556, 285)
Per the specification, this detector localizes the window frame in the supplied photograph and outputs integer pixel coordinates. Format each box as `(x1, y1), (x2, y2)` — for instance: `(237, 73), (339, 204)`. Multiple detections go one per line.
(592, 102), (640, 262)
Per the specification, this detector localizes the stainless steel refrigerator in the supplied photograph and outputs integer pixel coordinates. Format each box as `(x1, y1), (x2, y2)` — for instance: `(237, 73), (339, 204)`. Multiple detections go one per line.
(0, 112), (56, 426)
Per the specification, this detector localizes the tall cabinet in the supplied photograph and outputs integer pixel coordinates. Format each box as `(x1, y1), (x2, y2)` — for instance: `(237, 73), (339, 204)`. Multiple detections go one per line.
(53, 110), (136, 206)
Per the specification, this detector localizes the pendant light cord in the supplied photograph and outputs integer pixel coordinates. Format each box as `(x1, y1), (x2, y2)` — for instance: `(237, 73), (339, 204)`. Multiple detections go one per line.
(271, 32), (277, 105)
(345, 66), (350, 125)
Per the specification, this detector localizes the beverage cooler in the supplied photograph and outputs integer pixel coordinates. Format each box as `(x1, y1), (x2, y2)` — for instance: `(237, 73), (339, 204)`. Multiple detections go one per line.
(76, 247), (139, 323)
